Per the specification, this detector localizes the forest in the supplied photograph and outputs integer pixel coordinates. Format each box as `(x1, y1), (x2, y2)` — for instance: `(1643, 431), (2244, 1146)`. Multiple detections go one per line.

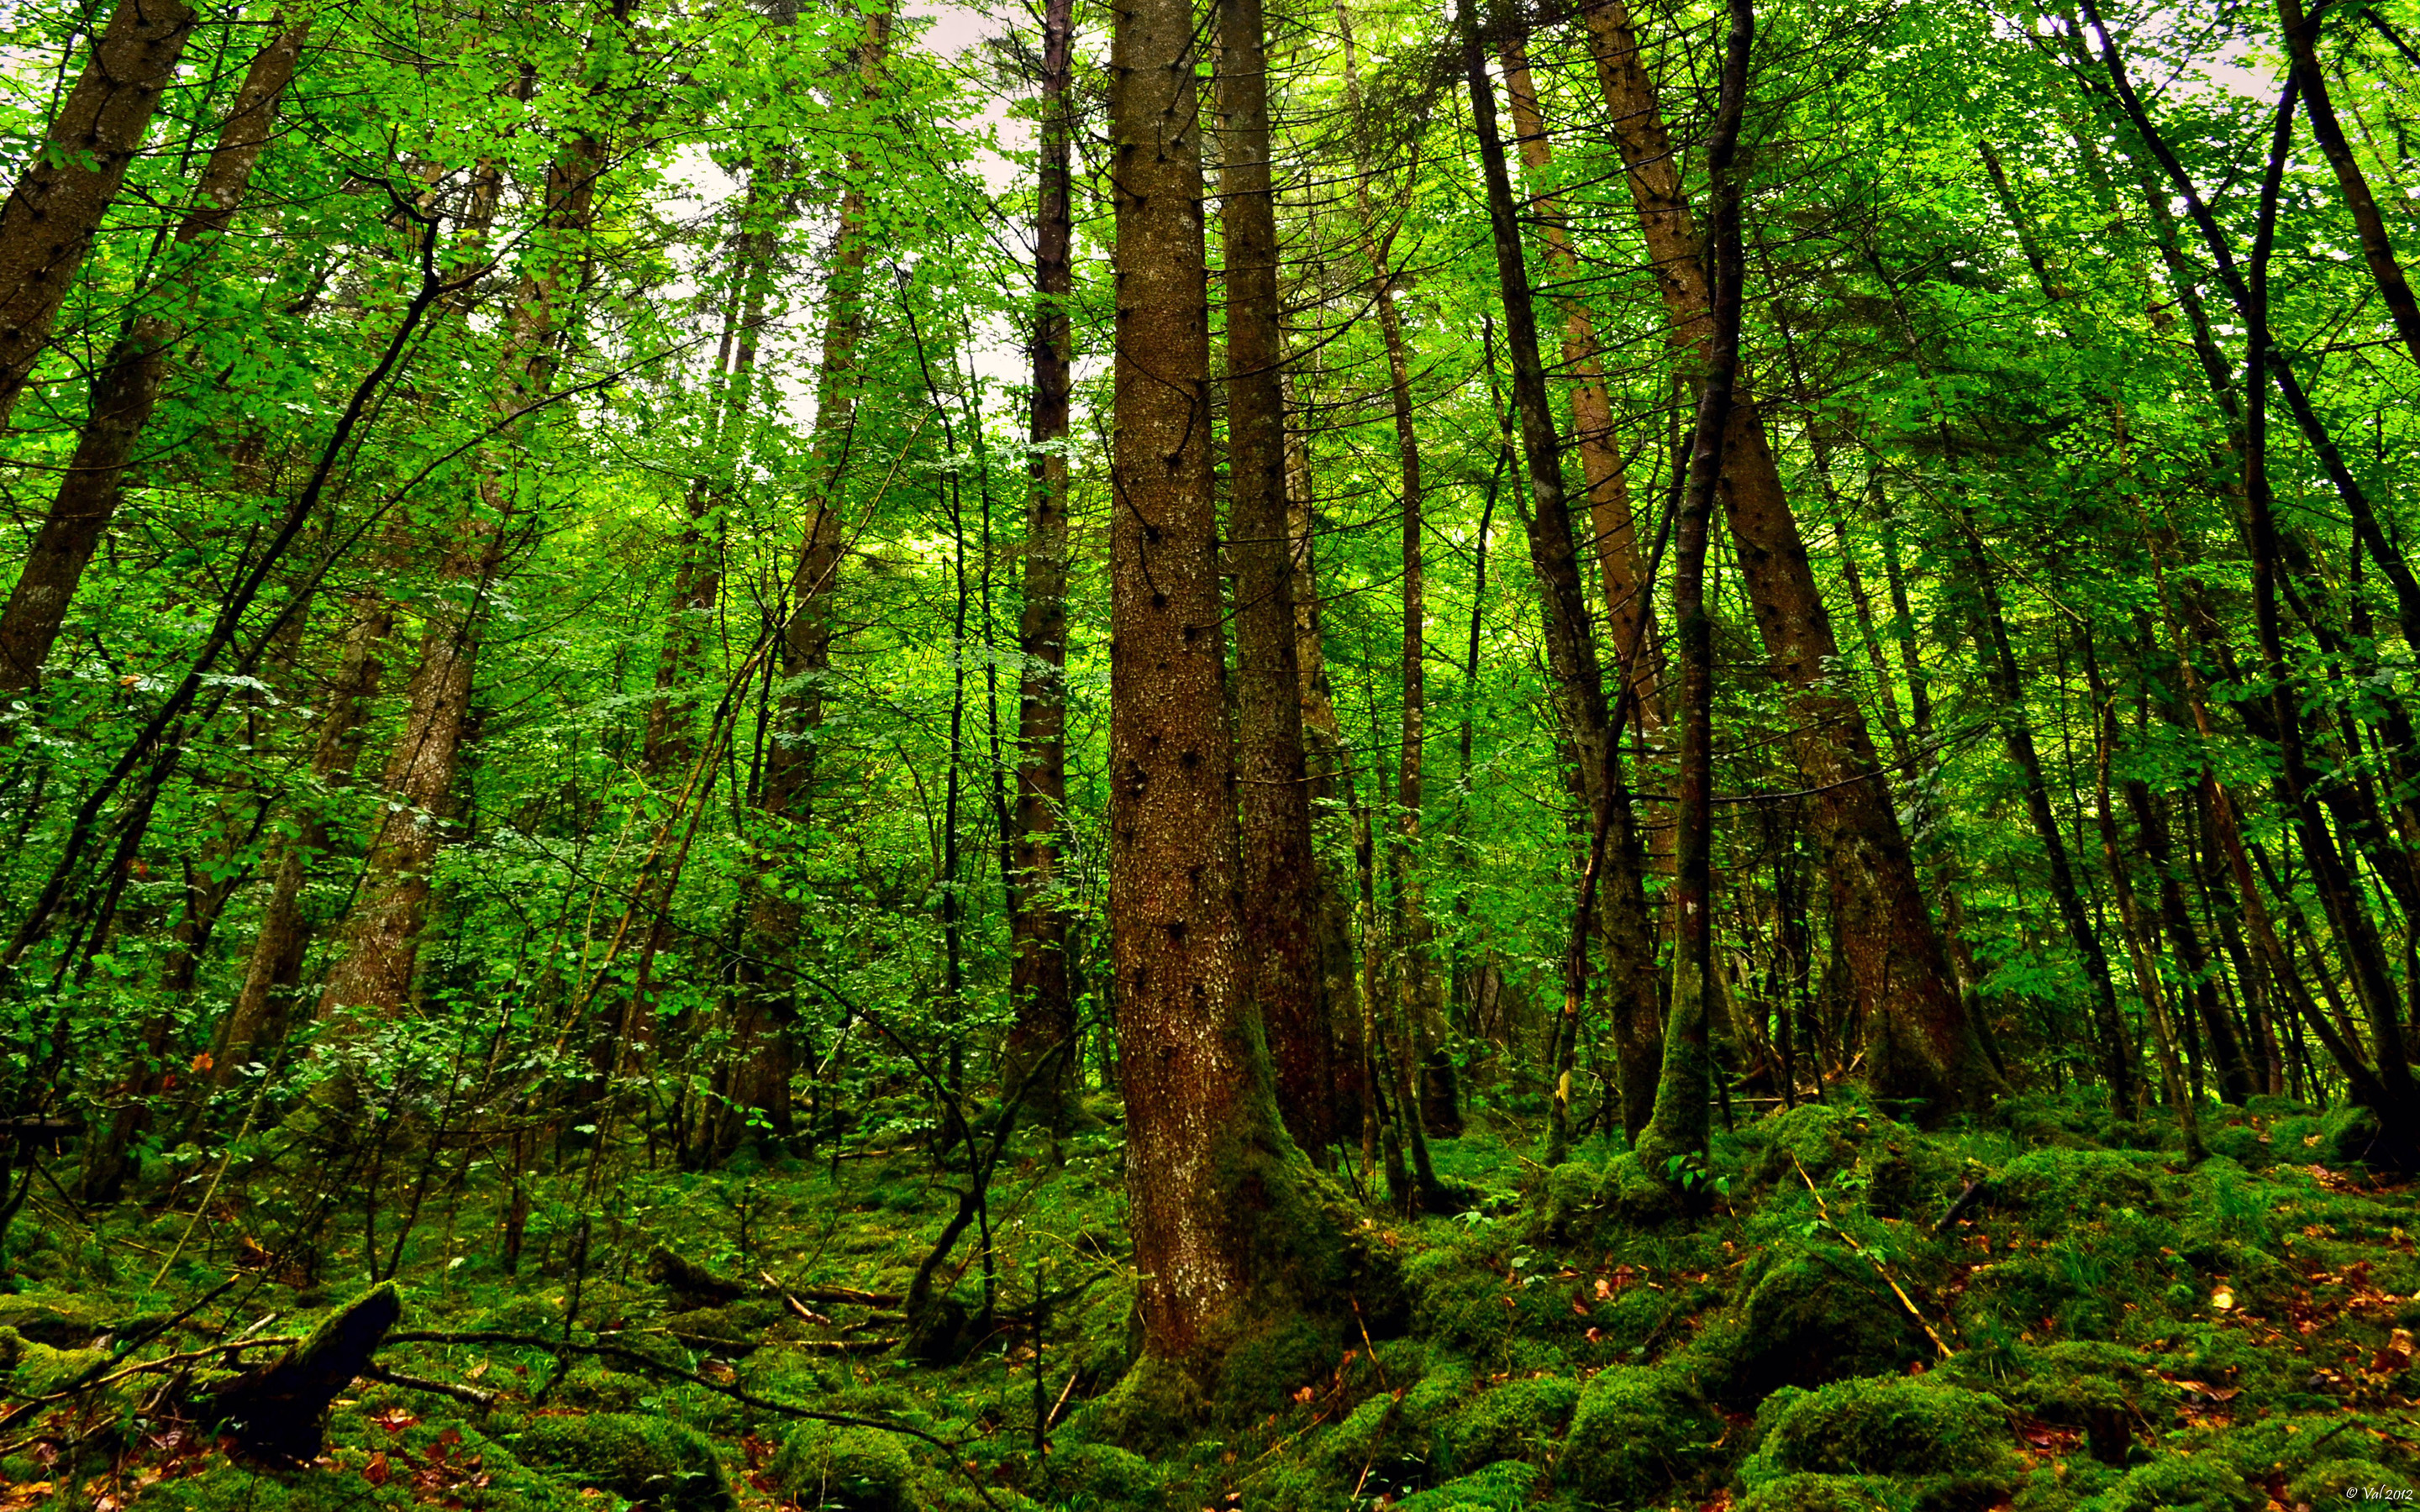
(0, 0), (2418, 1500)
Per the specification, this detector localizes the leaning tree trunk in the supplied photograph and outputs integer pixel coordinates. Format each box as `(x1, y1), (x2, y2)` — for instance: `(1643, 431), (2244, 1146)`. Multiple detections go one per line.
(312, 122), (607, 1069)
(1107, 0), (1355, 1415)
(2278, 0), (2420, 372)
(999, 0), (1081, 1130)
(0, 0), (199, 426)
(1580, 0), (1999, 1120)
(1458, 0), (1660, 1155)
(0, 23), (309, 695)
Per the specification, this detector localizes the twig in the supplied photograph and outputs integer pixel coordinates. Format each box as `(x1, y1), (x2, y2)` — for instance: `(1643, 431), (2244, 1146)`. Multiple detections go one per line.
(360, 1364), (497, 1410)
(1792, 1156), (1953, 1359)
(761, 1272), (833, 1326)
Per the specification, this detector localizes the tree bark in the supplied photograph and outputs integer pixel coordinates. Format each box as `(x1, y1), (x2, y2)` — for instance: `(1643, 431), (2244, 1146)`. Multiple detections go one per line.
(1579, 0), (1998, 1119)
(0, 22), (308, 696)
(0, 0), (199, 426)
(1222, 0), (1329, 1155)
(1000, 0), (1081, 1131)
(2279, 0), (2420, 372)
(1108, 0), (1353, 1404)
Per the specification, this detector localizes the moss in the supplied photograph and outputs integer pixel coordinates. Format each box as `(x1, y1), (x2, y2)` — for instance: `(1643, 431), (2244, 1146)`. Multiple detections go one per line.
(771, 1423), (913, 1512)
(1393, 1458), (1543, 1510)
(1737, 1473), (1918, 1512)
(1722, 1240), (1929, 1401)
(2071, 1454), (2261, 1512)
(1995, 1149), (2157, 1221)
(551, 1362), (650, 1410)
(150, 1416), (582, 1512)
(1210, 1312), (1338, 1421)
(1050, 1441), (1161, 1504)
(1432, 1373), (1577, 1474)
(14, 1340), (110, 1396)
(2289, 1457), (2415, 1501)
(1739, 1375), (2016, 1484)
(513, 1410), (732, 1511)
(1558, 1359), (1718, 1504)
(0, 1292), (112, 1347)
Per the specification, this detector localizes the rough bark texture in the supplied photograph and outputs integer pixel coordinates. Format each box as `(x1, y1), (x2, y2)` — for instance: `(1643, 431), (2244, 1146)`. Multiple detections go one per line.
(0, 0), (198, 426)
(1000, 0), (1080, 1129)
(1107, 0), (1360, 1412)
(1581, 0), (1999, 1119)
(0, 24), (308, 695)
(1222, 0), (1328, 1155)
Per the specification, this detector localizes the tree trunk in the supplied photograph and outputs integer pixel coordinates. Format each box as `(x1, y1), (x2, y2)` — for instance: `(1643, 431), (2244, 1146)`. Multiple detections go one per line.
(1000, 0), (1081, 1131)
(1958, 522), (2136, 1112)
(313, 113), (607, 1062)
(1579, 0), (1998, 1120)
(2279, 0), (2420, 371)
(1222, 0), (1330, 1156)
(1108, 0), (1354, 1408)
(0, 0), (199, 425)
(1637, 0), (1749, 1178)
(0, 23), (308, 695)
(711, 11), (890, 1160)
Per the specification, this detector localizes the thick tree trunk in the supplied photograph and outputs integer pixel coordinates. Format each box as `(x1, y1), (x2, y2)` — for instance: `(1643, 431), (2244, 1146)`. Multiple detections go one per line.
(1107, 0), (1355, 1409)
(0, 0), (199, 426)
(1579, 0), (1998, 1119)
(1221, 0), (1330, 1156)
(1000, 0), (1080, 1130)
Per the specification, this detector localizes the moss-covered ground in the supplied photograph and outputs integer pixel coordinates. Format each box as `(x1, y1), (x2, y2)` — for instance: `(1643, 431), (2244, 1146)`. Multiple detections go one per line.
(3, 1090), (2418, 1510)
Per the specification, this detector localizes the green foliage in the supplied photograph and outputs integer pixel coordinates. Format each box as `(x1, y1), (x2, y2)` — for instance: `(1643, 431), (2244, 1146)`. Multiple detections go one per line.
(512, 1412), (733, 1512)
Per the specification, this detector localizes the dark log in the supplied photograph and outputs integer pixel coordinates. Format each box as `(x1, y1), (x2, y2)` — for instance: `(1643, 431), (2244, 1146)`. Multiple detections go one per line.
(199, 1282), (400, 1462)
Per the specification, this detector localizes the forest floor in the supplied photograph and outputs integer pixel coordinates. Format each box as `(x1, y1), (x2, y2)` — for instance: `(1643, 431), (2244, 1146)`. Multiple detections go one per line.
(1, 1090), (2417, 1511)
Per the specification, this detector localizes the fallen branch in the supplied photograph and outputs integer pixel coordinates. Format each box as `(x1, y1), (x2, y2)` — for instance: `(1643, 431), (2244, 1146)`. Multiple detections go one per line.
(1792, 1156), (1954, 1360)
(360, 1363), (497, 1410)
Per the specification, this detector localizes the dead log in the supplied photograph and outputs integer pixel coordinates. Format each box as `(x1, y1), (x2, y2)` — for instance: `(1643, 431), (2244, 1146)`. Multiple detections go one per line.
(198, 1281), (400, 1462)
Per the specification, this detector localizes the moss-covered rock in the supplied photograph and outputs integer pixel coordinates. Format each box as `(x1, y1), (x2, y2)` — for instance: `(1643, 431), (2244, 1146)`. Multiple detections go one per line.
(1737, 1473), (1918, 1512)
(1394, 1458), (1542, 1510)
(1740, 1375), (2016, 1485)
(0, 1292), (113, 1347)
(1050, 1441), (1161, 1504)
(551, 1363), (650, 1411)
(2071, 1453), (2261, 1511)
(2289, 1457), (2416, 1503)
(1559, 1361), (1717, 1504)
(1996, 1150), (2156, 1222)
(513, 1411), (731, 1511)
(771, 1422), (913, 1512)
(14, 1339), (110, 1396)
(1722, 1241), (1929, 1400)
(1432, 1373), (1576, 1473)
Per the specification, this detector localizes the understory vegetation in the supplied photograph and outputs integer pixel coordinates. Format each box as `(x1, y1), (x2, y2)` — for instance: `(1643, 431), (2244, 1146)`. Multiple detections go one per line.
(3, 1093), (2417, 1510)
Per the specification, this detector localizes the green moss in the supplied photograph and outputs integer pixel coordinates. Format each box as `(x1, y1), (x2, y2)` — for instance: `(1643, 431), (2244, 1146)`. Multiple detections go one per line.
(0, 1292), (111, 1347)
(1432, 1373), (1577, 1473)
(1393, 1458), (1543, 1510)
(1995, 1149), (2158, 1221)
(1558, 1360), (1717, 1504)
(1723, 1241), (1928, 1400)
(513, 1410), (732, 1511)
(1736, 1473), (1918, 1512)
(771, 1422), (913, 1512)
(551, 1362), (650, 1410)
(2071, 1454), (2261, 1512)
(2289, 1457), (2415, 1502)
(1050, 1441), (1161, 1504)
(1739, 1375), (2016, 1484)
(14, 1340), (110, 1396)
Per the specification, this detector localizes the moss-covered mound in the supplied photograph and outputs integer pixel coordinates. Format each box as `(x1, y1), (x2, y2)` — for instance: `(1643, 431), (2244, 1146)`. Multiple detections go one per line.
(513, 1411), (731, 1511)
